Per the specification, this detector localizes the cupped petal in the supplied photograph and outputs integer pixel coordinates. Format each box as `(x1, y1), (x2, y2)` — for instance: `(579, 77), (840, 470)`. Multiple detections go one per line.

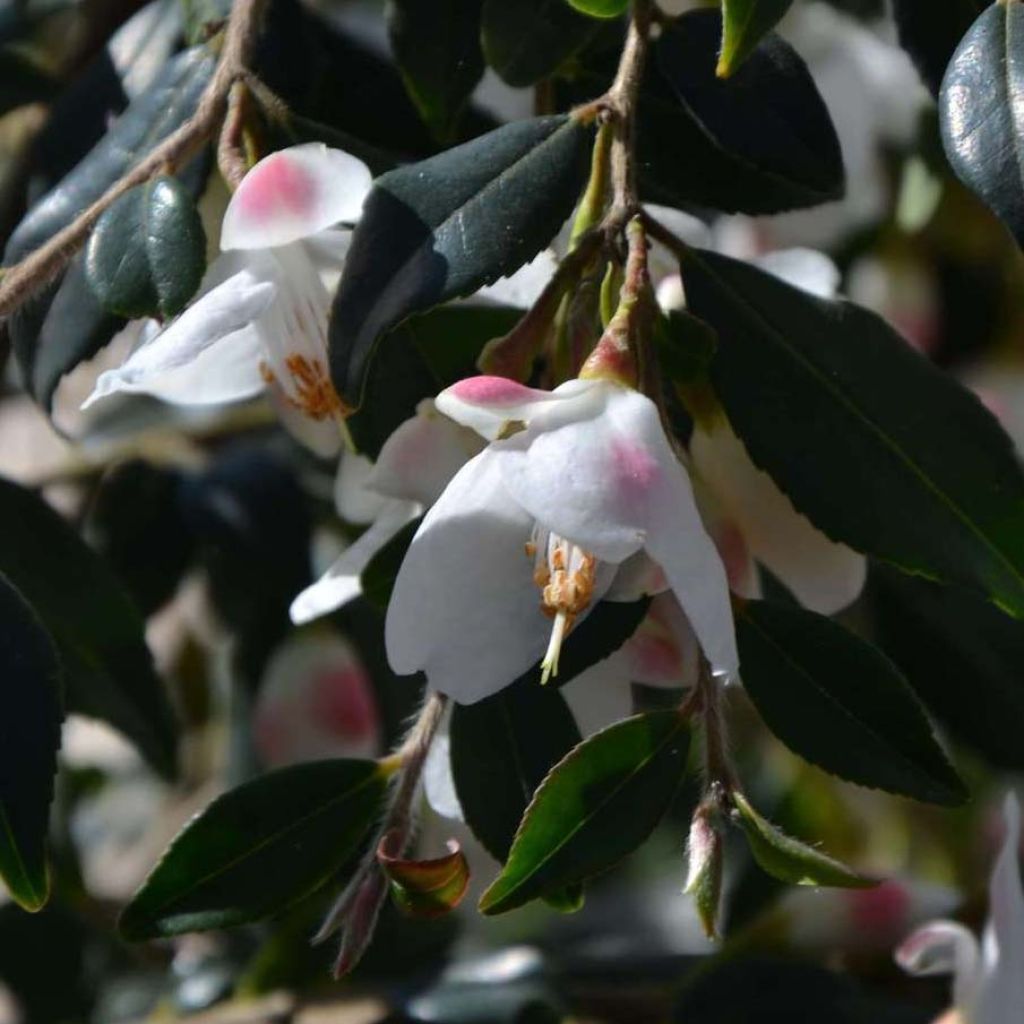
(423, 733), (464, 821)
(290, 501), (419, 624)
(436, 375), (601, 443)
(691, 421), (866, 615)
(385, 450), (549, 704)
(335, 449), (392, 525)
(369, 401), (484, 506)
(897, 921), (981, 1013)
(622, 593), (699, 689)
(82, 267), (274, 409)
(221, 143), (372, 251)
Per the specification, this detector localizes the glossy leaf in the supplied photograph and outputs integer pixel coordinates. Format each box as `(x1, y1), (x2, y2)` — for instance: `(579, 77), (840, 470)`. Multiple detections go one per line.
(481, 0), (600, 87)
(871, 564), (1024, 771)
(0, 477), (178, 779)
(0, 575), (62, 911)
(718, 0), (794, 77)
(736, 600), (966, 805)
(566, 0), (627, 16)
(378, 832), (470, 918)
(450, 676), (582, 862)
(893, 0), (985, 97)
(731, 792), (871, 888)
(647, 10), (843, 213)
(387, 0), (483, 142)
(939, 1), (1024, 245)
(85, 176), (206, 319)
(479, 711), (690, 914)
(120, 759), (389, 939)
(329, 116), (591, 408)
(681, 248), (1024, 620)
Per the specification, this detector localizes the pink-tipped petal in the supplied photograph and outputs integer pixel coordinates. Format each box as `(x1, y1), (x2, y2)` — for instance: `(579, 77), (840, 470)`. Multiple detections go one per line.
(896, 921), (979, 984)
(221, 143), (372, 251)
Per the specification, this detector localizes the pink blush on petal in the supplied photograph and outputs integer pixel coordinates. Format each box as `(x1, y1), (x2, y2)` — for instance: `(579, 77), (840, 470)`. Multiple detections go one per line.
(237, 153), (316, 222)
(449, 376), (543, 407)
(308, 666), (379, 741)
(846, 880), (910, 938)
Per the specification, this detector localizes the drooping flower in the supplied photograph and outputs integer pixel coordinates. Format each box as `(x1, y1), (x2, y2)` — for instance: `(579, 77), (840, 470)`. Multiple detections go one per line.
(83, 143), (373, 457)
(290, 400), (484, 624)
(897, 795), (1024, 1024)
(384, 375), (738, 705)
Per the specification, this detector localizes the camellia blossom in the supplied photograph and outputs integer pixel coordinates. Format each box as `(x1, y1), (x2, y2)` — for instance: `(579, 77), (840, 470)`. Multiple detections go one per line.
(83, 143), (373, 457)
(385, 375), (738, 705)
(290, 400), (484, 624)
(896, 795), (1024, 1024)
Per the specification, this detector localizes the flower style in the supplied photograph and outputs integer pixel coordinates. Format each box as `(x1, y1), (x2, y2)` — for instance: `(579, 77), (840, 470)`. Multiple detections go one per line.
(896, 795), (1024, 1024)
(83, 143), (373, 457)
(290, 400), (484, 625)
(384, 375), (738, 705)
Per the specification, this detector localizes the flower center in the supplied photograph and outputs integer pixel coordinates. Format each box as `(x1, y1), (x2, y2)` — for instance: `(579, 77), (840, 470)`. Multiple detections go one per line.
(526, 527), (597, 684)
(260, 355), (348, 420)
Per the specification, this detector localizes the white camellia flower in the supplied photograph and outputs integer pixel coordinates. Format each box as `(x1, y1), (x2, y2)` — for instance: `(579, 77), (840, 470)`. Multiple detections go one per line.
(385, 375), (738, 705)
(290, 400), (484, 624)
(896, 795), (1024, 1024)
(82, 143), (373, 457)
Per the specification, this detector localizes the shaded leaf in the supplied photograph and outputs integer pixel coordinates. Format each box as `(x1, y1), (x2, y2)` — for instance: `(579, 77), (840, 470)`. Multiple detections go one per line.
(718, 0), (795, 77)
(378, 832), (469, 918)
(647, 10), (843, 213)
(736, 600), (966, 805)
(939, 1), (1024, 244)
(479, 711), (689, 914)
(0, 50), (59, 116)
(731, 792), (872, 888)
(361, 518), (422, 612)
(482, 0), (600, 87)
(85, 176), (206, 319)
(0, 477), (177, 779)
(450, 677), (582, 862)
(681, 248), (1024, 620)
(0, 575), (62, 911)
(120, 759), (389, 939)
(387, 0), (484, 142)
(329, 116), (591, 408)
(893, 0), (985, 97)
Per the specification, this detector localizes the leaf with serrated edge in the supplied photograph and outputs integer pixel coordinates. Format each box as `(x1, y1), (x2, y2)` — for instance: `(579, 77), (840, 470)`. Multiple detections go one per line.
(718, 0), (794, 77)
(120, 759), (388, 939)
(479, 711), (689, 915)
(732, 792), (872, 889)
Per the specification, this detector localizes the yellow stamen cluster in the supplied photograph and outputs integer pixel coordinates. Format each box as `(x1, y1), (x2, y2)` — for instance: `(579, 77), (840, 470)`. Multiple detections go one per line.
(260, 355), (348, 420)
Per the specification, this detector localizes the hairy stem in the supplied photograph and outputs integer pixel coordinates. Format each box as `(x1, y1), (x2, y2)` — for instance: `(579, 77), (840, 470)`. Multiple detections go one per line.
(0, 0), (269, 317)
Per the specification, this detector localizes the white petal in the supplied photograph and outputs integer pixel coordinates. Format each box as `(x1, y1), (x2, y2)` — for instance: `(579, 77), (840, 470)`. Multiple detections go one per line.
(691, 421), (866, 615)
(473, 250), (558, 308)
(221, 143), (372, 251)
(753, 248), (841, 299)
(436, 375), (601, 442)
(423, 733), (464, 821)
(368, 401), (484, 506)
(290, 501), (419, 624)
(622, 593), (699, 688)
(385, 450), (548, 704)
(82, 267), (274, 409)
(561, 653), (635, 738)
(896, 921), (981, 1014)
(335, 449), (392, 525)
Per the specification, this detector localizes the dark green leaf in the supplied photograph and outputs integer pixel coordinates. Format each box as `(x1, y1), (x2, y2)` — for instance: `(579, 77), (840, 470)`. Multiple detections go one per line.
(893, 0), (985, 96)
(361, 518), (422, 611)
(566, 0), (627, 16)
(681, 248), (1024, 620)
(387, 0), (484, 142)
(871, 563), (1024, 771)
(482, 0), (600, 87)
(647, 10), (843, 213)
(737, 600), (966, 804)
(939, 1), (1024, 244)
(731, 792), (871, 888)
(718, 0), (795, 77)
(0, 477), (178, 779)
(85, 176), (205, 319)
(479, 711), (689, 914)
(0, 50), (59, 116)
(329, 116), (591, 408)
(120, 759), (389, 939)
(0, 575), (62, 911)
(378, 833), (470, 918)
(450, 677), (582, 862)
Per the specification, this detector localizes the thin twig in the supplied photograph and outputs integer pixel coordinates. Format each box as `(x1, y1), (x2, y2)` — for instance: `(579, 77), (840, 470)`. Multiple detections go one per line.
(0, 0), (269, 318)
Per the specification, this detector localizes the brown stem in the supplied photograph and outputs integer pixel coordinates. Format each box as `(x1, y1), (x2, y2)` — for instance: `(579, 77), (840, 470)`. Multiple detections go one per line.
(696, 657), (736, 794)
(217, 80), (252, 189)
(0, 0), (269, 317)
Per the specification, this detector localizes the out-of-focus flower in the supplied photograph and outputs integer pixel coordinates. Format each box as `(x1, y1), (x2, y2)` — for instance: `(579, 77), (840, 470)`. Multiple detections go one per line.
(385, 375), (737, 705)
(83, 143), (373, 457)
(252, 630), (381, 766)
(290, 400), (484, 624)
(897, 795), (1024, 1024)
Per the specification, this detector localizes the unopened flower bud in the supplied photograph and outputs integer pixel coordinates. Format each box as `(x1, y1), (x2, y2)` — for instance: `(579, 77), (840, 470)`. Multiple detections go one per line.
(685, 806), (725, 940)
